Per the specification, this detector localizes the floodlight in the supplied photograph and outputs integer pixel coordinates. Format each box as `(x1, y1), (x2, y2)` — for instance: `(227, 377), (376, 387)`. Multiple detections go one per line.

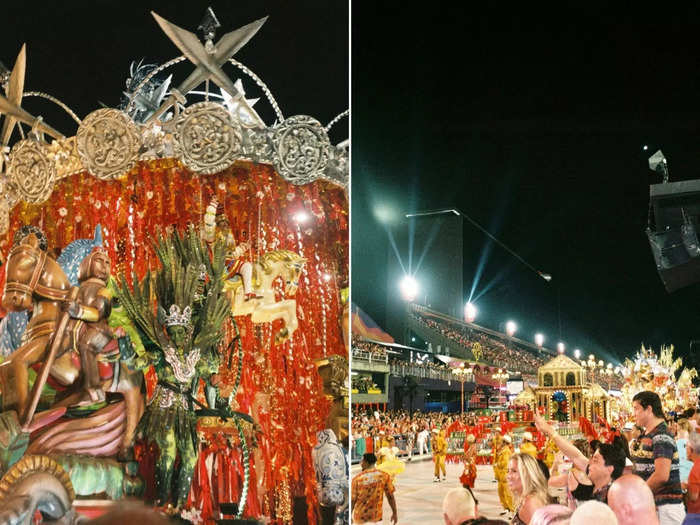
(400, 275), (418, 301)
(465, 302), (477, 323)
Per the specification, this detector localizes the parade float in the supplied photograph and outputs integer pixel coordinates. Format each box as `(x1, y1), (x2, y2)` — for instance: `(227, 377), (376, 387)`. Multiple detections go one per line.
(619, 344), (698, 419)
(0, 8), (348, 525)
(533, 353), (611, 424)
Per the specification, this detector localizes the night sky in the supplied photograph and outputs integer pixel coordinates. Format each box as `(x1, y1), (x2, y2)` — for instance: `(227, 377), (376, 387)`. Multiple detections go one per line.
(352, 5), (700, 369)
(1, 1), (348, 146)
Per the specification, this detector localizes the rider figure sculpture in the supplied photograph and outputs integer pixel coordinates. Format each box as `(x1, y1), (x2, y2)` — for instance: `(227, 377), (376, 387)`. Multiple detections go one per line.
(203, 198), (259, 301)
(66, 247), (119, 405)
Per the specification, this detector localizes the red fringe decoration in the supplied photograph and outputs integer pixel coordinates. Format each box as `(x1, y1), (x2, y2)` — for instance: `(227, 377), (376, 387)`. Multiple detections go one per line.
(1, 160), (347, 524)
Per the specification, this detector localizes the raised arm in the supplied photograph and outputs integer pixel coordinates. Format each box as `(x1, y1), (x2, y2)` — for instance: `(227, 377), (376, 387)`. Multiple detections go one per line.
(534, 413), (589, 472)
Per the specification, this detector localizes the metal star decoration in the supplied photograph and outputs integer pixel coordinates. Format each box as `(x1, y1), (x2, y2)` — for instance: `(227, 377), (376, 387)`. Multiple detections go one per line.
(146, 10), (267, 123)
(122, 61), (173, 123)
(1, 44), (26, 146)
(220, 80), (264, 128)
(0, 44), (63, 145)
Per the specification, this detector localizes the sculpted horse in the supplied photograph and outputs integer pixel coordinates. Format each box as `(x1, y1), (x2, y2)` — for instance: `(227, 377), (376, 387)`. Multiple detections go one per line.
(0, 233), (143, 455)
(225, 249), (306, 344)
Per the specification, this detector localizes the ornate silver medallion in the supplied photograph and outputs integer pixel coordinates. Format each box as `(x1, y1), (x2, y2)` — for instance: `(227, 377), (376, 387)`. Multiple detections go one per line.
(272, 115), (331, 185)
(7, 138), (56, 204)
(175, 102), (241, 174)
(76, 108), (140, 180)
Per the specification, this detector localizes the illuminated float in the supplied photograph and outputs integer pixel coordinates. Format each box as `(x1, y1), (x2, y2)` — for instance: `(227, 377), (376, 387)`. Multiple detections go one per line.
(0, 8), (348, 524)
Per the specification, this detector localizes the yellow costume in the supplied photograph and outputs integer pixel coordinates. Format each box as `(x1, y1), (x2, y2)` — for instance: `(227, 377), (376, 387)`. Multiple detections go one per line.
(491, 433), (503, 465)
(520, 440), (538, 459)
(543, 437), (558, 469)
(494, 442), (514, 512)
(432, 431), (447, 479)
(376, 445), (405, 477)
(376, 436), (390, 465)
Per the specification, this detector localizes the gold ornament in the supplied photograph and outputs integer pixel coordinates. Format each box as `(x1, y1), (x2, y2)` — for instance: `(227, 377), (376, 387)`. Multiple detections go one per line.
(619, 344), (698, 413)
(471, 342), (483, 361)
(76, 108), (140, 180)
(275, 468), (293, 523)
(7, 138), (56, 204)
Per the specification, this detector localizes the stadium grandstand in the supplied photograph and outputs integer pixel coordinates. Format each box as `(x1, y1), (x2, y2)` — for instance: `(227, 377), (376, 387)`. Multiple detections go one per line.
(351, 303), (623, 416)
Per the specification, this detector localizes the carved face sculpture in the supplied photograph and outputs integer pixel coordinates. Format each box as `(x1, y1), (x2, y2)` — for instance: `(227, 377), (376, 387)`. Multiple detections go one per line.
(166, 324), (188, 349)
(78, 248), (111, 282)
(90, 251), (111, 281)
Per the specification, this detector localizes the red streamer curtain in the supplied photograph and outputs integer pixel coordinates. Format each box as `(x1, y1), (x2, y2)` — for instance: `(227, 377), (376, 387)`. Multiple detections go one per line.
(1, 159), (348, 523)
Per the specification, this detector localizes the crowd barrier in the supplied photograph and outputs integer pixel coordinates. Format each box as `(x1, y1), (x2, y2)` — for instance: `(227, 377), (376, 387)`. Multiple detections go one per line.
(351, 433), (431, 463)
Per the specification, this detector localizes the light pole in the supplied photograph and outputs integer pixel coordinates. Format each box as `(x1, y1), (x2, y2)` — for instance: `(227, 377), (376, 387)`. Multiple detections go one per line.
(452, 364), (473, 414)
(492, 368), (509, 406)
(535, 333), (544, 348)
(581, 354), (601, 384)
(604, 363), (613, 390)
(406, 209), (553, 283)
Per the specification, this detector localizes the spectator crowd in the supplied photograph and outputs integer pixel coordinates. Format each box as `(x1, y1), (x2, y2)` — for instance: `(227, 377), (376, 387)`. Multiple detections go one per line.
(352, 392), (700, 525)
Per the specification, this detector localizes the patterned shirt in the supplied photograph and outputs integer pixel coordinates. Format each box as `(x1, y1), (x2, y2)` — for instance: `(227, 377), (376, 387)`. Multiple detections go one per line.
(351, 467), (394, 523)
(593, 481), (611, 504)
(630, 421), (684, 506)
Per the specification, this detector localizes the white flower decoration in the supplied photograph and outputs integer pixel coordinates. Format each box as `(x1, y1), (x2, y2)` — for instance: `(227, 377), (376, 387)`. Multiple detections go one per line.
(180, 507), (202, 524)
(94, 201), (102, 209)
(146, 191), (154, 200)
(218, 182), (226, 190)
(58, 208), (67, 217)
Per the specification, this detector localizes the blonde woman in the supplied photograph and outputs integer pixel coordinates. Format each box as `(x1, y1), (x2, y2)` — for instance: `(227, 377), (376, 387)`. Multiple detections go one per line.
(507, 452), (550, 525)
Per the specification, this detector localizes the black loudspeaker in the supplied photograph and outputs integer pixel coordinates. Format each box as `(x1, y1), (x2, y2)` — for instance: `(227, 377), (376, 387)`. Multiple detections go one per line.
(648, 178), (700, 292)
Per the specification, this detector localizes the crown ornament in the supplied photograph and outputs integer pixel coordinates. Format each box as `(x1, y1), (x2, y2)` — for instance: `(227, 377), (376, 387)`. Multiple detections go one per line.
(162, 304), (192, 327)
(0, 8), (348, 233)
